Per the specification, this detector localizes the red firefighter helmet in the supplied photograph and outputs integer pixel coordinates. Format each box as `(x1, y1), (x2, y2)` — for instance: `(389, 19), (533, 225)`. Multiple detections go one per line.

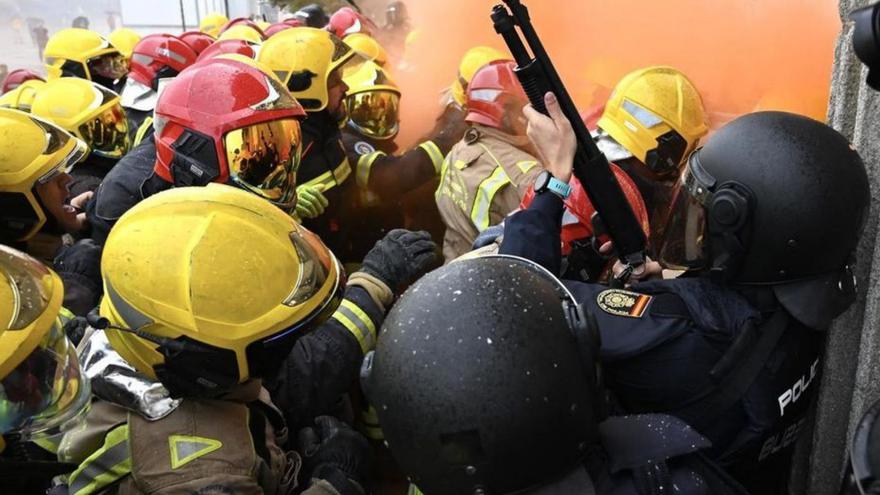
(327, 7), (375, 38)
(218, 18), (266, 41)
(127, 34), (198, 90)
(195, 39), (261, 63)
(179, 31), (216, 55)
(520, 163), (650, 256)
(265, 23), (294, 38)
(2, 69), (45, 94)
(153, 55), (306, 211)
(465, 60), (525, 129)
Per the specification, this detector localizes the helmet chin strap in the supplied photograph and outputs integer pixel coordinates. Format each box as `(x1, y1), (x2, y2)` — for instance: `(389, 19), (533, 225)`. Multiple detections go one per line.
(86, 310), (238, 399)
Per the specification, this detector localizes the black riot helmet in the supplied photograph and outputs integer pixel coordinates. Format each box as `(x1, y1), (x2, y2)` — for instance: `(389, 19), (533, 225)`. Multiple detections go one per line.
(659, 111), (869, 329)
(847, 399), (880, 494)
(362, 255), (602, 495)
(293, 3), (330, 28)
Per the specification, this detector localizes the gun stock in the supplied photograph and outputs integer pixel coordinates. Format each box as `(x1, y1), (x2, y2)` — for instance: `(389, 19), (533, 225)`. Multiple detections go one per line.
(492, 1), (647, 277)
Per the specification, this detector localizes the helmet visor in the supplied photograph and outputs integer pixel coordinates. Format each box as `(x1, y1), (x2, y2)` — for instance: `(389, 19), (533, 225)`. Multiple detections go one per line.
(346, 90), (400, 140)
(0, 320), (90, 440)
(658, 159), (710, 270)
(87, 52), (129, 81)
(244, 229), (342, 379)
(78, 100), (130, 159)
(224, 118), (302, 210)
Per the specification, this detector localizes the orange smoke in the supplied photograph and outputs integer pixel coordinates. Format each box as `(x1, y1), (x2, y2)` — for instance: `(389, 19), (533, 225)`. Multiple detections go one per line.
(389, 0), (840, 147)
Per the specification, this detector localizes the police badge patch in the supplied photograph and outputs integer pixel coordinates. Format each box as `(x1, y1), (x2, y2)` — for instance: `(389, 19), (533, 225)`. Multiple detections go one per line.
(354, 141), (376, 156)
(596, 289), (652, 318)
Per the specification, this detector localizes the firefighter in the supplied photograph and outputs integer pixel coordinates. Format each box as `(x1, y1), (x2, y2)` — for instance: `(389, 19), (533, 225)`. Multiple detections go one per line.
(1, 68), (44, 94)
(30, 77), (131, 197)
(0, 245), (92, 493)
(257, 28), (359, 255)
(86, 54), (303, 246)
(61, 184), (438, 495)
(594, 66), (708, 250)
(199, 12), (229, 38)
(118, 33), (198, 145)
(43, 28), (129, 92)
(435, 60), (542, 260)
(0, 108), (102, 315)
(339, 57), (458, 261)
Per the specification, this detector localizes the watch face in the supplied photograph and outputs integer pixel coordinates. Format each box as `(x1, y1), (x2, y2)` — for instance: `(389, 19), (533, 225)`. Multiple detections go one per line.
(535, 170), (550, 192)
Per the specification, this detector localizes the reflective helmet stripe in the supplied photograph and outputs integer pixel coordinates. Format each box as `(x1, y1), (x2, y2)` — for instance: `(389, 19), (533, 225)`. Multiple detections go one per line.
(417, 140), (444, 175)
(356, 150), (387, 189)
(68, 424), (131, 495)
(332, 299), (377, 354)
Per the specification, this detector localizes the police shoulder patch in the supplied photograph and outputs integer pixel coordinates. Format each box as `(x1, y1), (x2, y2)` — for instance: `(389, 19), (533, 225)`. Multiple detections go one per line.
(596, 289), (653, 318)
(354, 141), (376, 156)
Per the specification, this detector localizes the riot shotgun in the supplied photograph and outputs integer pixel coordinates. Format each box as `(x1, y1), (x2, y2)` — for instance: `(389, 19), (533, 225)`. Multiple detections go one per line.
(491, 1), (647, 280)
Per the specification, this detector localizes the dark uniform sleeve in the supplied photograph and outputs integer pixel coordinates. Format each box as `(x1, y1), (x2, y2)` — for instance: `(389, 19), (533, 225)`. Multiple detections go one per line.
(86, 138), (159, 246)
(267, 287), (383, 428)
(499, 191), (565, 275)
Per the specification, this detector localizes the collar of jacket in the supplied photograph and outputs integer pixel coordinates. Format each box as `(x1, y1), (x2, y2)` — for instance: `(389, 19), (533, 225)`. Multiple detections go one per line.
(469, 123), (534, 151)
(302, 109), (343, 141)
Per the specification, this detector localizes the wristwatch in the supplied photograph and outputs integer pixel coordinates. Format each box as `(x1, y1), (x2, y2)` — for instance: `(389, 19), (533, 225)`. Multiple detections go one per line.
(534, 170), (571, 200)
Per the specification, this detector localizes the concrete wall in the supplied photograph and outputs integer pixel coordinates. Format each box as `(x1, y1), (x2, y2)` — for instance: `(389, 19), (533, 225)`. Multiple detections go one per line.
(799, 0), (880, 492)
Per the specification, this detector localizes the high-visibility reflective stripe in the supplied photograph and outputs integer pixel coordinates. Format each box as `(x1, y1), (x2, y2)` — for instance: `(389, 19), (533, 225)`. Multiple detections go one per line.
(68, 424), (131, 495)
(301, 158), (351, 191)
(516, 160), (538, 174)
(133, 116), (153, 148)
(356, 150), (387, 188)
(407, 484), (425, 495)
(435, 155), (451, 201)
(418, 140), (444, 175)
(358, 405), (385, 440)
(332, 299), (376, 354)
(469, 165), (510, 232)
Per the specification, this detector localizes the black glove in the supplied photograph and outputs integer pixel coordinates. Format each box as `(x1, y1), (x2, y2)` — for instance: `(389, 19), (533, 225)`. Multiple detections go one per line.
(62, 315), (90, 346)
(297, 416), (370, 495)
(54, 240), (103, 316)
(360, 229), (441, 292)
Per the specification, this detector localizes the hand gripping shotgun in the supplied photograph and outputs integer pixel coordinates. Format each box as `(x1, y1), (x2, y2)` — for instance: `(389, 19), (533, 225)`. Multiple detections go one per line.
(491, 0), (646, 284)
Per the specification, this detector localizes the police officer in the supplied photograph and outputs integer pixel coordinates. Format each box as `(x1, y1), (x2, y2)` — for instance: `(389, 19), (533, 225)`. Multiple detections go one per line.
(0, 245), (92, 494)
(436, 60), (543, 261)
(841, 398), (880, 494)
(63, 184), (439, 495)
(87, 55), (305, 246)
(501, 92), (870, 494)
(258, 28), (362, 256)
(363, 256), (750, 494)
(340, 58), (458, 261)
